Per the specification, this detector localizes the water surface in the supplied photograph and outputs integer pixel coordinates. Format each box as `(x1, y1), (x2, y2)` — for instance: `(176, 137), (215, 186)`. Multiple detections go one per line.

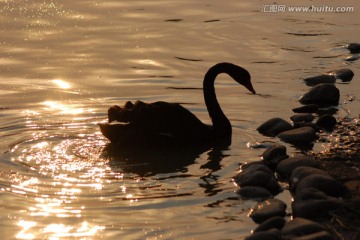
(1, 0), (359, 239)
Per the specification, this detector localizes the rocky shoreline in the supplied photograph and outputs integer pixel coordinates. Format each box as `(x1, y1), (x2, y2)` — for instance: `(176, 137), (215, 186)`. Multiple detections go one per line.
(237, 43), (359, 240)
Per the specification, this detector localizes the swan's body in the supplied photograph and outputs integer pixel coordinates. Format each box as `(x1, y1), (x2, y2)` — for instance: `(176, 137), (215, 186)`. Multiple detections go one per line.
(99, 62), (255, 147)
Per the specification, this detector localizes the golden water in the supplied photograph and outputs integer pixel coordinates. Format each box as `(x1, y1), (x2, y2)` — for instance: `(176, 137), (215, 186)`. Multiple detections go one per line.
(0, 0), (359, 239)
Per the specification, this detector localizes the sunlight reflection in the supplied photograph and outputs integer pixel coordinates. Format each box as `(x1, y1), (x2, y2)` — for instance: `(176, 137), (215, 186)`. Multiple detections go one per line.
(52, 79), (72, 89)
(42, 101), (85, 115)
(17, 220), (36, 240)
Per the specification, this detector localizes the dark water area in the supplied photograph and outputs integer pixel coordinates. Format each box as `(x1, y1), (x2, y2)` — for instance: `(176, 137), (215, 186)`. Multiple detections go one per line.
(0, 0), (359, 239)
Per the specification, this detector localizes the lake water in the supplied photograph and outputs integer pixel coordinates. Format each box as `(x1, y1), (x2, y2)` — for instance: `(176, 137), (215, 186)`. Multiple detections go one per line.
(1, 0), (359, 239)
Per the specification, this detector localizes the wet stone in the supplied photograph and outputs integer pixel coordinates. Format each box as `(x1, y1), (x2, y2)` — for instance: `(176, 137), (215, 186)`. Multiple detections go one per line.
(289, 166), (329, 191)
(277, 126), (317, 145)
(296, 174), (344, 197)
(244, 230), (282, 240)
(290, 113), (315, 123)
(254, 216), (286, 233)
(299, 83), (340, 107)
(281, 218), (329, 240)
(249, 199), (287, 224)
(303, 75), (336, 86)
(236, 186), (272, 200)
(292, 188), (343, 220)
(316, 114), (337, 131)
(261, 144), (288, 170)
(276, 156), (319, 180)
(257, 117), (293, 137)
(290, 231), (333, 240)
(347, 43), (360, 54)
(292, 104), (319, 113)
(233, 164), (282, 195)
(327, 68), (354, 82)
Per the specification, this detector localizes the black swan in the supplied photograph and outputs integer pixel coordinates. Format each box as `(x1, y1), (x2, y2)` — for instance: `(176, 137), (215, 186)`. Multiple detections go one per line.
(99, 62), (256, 147)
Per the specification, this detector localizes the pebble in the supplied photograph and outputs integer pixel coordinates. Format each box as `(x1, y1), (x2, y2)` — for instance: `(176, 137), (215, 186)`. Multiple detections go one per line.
(244, 230), (282, 240)
(257, 118), (293, 137)
(261, 144), (288, 170)
(277, 126), (317, 145)
(281, 218), (331, 239)
(253, 216), (286, 233)
(237, 186), (272, 200)
(295, 174), (344, 197)
(316, 114), (337, 131)
(303, 75), (336, 86)
(346, 43), (360, 54)
(292, 188), (344, 220)
(249, 199), (287, 224)
(233, 164), (282, 194)
(290, 113), (315, 123)
(289, 166), (329, 191)
(292, 104), (319, 113)
(299, 83), (340, 106)
(326, 68), (354, 82)
(276, 156), (319, 180)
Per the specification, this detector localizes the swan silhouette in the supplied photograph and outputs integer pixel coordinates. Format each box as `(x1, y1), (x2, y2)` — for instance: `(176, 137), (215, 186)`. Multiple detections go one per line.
(99, 62), (256, 147)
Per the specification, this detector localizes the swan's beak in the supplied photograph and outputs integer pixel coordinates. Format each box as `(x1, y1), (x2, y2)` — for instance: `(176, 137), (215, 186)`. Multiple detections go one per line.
(247, 85), (256, 94)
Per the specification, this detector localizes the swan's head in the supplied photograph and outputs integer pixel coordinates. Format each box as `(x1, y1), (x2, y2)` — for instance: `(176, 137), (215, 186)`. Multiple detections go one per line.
(228, 63), (255, 94)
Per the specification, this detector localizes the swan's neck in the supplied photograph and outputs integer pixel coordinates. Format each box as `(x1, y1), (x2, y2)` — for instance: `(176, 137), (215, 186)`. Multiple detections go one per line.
(203, 65), (232, 138)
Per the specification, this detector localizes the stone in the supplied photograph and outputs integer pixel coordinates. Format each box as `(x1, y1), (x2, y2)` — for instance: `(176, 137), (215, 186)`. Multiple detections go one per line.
(244, 230), (282, 240)
(277, 126), (317, 145)
(292, 188), (343, 220)
(281, 218), (328, 239)
(290, 113), (315, 123)
(249, 199), (287, 224)
(296, 174), (344, 197)
(316, 114), (336, 131)
(257, 118), (293, 137)
(261, 144), (288, 170)
(326, 68), (354, 82)
(290, 231), (333, 240)
(299, 83), (340, 106)
(276, 156), (319, 180)
(237, 186), (272, 200)
(292, 104), (319, 113)
(347, 43), (360, 54)
(289, 166), (329, 191)
(254, 216), (286, 232)
(233, 164), (282, 194)
(303, 75), (336, 86)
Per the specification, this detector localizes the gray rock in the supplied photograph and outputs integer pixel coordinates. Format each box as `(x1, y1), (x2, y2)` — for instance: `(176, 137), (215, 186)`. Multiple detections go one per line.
(244, 230), (282, 240)
(290, 113), (315, 123)
(303, 75), (336, 86)
(296, 174), (344, 197)
(257, 118), (293, 137)
(254, 216), (286, 232)
(292, 188), (344, 220)
(347, 43), (360, 54)
(292, 104), (319, 113)
(234, 164), (282, 194)
(316, 114), (336, 131)
(249, 199), (287, 224)
(289, 166), (329, 191)
(237, 186), (272, 200)
(299, 83), (340, 106)
(282, 218), (328, 239)
(261, 144), (288, 170)
(276, 156), (319, 180)
(327, 68), (354, 82)
(277, 126), (317, 144)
